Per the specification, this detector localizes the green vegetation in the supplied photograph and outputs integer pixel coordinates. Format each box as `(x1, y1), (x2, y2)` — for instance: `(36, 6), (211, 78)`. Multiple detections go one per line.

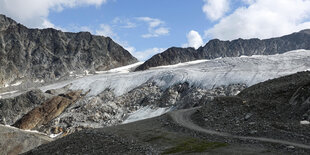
(162, 138), (228, 154)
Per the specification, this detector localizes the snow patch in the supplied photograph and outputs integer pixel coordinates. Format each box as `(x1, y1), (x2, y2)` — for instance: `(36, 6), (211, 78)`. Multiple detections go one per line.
(3, 125), (48, 135)
(300, 120), (310, 125)
(151, 60), (208, 69)
(122, 106), (171, 124)
(96, 62), (144, 74)
(34, 79), (45, 83)
(49, 132), (63, 138)
(84, 70), (92, 76)
(11, 81), (23, 87)
(0, 90), (18, 96)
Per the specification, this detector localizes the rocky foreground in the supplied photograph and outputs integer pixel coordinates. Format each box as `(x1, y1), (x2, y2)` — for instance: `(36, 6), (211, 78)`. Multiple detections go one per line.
(0, 125), (51, 155)
(23, 71), (310, 154)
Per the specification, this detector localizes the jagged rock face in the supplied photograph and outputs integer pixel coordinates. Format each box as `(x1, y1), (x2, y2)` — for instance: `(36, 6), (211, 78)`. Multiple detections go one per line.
(0, 14), (138, 87)
(0, 125), (52, 155)
(38, 82), (246, 136)
(135, 30), (310, 71)
(13, 90), (85, 130)
(0, 89), (49, 125)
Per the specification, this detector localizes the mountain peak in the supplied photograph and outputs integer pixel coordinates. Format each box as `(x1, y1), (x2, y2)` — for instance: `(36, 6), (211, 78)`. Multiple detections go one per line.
(0, 14), (17, 31)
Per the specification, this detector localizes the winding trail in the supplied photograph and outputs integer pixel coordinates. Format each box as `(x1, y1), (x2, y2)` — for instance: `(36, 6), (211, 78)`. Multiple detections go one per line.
(169, 107), (310, 149)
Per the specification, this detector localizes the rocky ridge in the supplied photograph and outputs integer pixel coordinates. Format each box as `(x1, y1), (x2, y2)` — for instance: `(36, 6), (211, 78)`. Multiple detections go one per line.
(135, 29), (310, 70)
(0, 14), (138, 88)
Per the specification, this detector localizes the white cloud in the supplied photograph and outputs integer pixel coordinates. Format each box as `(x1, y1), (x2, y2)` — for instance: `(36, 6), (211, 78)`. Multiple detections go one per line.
(113, 17), (136, 28)
(241, 0), (256, 4)
(205, 0), (310, 40)
(80, 26), (94, 33)
(202, 0), (230, 21)
(96, 24), (116, 37)
(137, 17), (163, 28)
(131, 48), (166, 61)
(183, 30), (204, 49)
(0, 0), (107, 28)
(137, 17), (169, 38)
(116, 39), (165, 61)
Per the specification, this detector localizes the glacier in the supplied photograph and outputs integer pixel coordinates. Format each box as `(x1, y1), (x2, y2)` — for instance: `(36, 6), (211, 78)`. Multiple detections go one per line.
(39, 49), (310, 97)
(1, 49), (310, 99)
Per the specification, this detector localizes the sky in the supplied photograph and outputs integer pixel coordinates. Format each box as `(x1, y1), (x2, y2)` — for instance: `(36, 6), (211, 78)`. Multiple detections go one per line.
(1, 0), (310, 61)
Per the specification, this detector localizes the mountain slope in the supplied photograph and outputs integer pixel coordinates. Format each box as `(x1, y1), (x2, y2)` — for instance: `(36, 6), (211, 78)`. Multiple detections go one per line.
(135, 29), (310, 71)
(24, 71), (310, 155)
(0, 14), (138, 88)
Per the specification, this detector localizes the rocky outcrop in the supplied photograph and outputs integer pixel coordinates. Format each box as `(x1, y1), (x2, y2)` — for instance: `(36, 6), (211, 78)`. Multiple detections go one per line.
(135, 29), (310, 71)
(0, 14), (138, 88)
(0, 84), (74, 126)
(0, 90), (49, 125)
(13, 90), (86, 130)
(0, 125), (52, 155)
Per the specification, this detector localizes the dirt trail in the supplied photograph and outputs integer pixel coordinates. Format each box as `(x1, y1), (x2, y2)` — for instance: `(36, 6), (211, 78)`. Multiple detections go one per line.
(170, 107), (310, 149)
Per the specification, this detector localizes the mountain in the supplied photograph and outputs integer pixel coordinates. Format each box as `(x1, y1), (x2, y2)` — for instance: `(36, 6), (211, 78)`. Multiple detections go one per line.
(0, 14), (138, 88)
(24, 71), (310, 154)
(135, 29), (310, 71)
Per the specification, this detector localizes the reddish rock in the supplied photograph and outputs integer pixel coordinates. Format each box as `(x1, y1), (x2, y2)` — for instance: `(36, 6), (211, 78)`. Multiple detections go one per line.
(13, 90), (85, 130)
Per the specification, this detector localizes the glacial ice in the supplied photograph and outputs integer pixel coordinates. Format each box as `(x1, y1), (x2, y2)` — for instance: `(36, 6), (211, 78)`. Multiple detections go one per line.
(122, 106), (171, 124)
(39, 49), (310, 97)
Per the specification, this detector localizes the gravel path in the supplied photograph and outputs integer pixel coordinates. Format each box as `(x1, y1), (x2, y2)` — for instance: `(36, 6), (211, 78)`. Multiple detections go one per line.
(170, 107), (310, 149)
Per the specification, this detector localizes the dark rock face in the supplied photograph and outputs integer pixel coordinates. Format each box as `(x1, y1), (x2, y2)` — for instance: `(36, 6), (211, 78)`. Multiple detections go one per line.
(0, 14), (138, 87)
(135, 30), (310, 71)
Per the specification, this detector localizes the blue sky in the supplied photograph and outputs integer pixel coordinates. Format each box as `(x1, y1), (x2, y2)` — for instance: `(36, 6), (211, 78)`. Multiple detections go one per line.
(1, 0), (310, 60)
(47, 0), (212, 60)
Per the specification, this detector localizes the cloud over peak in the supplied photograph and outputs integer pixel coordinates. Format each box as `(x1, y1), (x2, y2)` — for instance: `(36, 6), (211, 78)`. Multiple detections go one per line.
(183, 30), (204, 49)
(0, 0), (107, 28)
